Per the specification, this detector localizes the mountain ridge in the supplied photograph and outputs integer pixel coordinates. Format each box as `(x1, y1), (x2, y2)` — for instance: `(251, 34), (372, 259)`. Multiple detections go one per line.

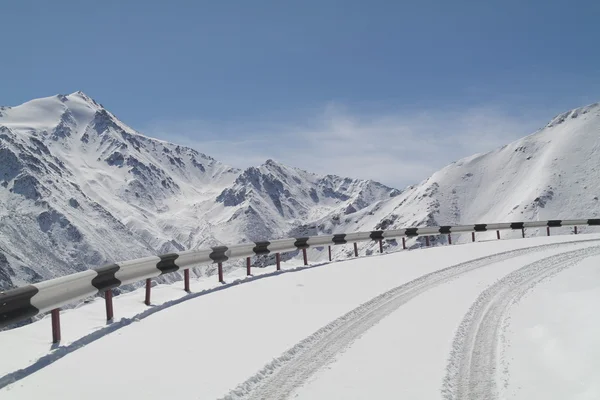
(1, 92), (599, 292)
(336, 101), (600, 249)
(0, 92), (398, 290)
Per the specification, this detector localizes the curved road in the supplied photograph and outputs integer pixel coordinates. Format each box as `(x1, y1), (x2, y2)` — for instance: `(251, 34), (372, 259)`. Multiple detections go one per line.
(222, 240), (600, 400)
(442, 245), (600, 400)
(2, 236), (599, 400)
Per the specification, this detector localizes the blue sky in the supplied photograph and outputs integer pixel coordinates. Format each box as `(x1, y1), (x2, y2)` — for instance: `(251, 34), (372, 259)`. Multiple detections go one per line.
(2, 0), (599, 188)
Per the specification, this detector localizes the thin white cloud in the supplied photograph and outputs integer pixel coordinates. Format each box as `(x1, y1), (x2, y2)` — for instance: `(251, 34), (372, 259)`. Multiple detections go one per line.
(143, 104), (546, 189)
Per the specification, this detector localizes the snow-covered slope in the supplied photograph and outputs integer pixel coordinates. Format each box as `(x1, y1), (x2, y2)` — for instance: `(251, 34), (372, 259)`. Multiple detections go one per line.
(336, 102), (600, 250)
(0, 92), (398, 290)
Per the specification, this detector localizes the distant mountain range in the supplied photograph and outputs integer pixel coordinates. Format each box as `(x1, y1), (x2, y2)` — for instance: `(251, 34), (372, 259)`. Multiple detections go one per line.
(1, 92), (598, 290)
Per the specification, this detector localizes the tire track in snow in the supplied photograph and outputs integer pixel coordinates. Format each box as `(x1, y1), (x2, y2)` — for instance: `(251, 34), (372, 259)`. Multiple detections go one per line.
(441, 245), (600, 400)
(220, 239), (600, 400)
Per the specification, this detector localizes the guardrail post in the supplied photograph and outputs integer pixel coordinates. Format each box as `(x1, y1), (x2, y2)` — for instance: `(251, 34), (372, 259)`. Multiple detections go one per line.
(496, 230), (500, 240)
(184, 269), (190, 292)
(276, 253), (281, 270)
(145, 279), (151, 305)
(105, 290), (114, 321)
(51, 309), (61, 344)
(472, 232), (476, 242)
(379, 239), (383, 253)
(218, 262), (224, 283)
(328, 246), (332, 261)
(547, 226), (550, 236)
(246, 257), (252, 276)
(574, 226), (578, 235)
(425, 236), (430, 247)
(448, 234), (452, 245)
(354, 243), (358, 257)
(302, 248), (308, 265)
(522, 228), (525, 238)
(402, 237), (406, 249)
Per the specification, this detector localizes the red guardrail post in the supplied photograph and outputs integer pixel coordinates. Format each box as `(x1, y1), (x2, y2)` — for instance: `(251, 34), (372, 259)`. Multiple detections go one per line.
(145, 279), (151, 305)
(105, 290), (114, 321)
(379, 239), (383, 253)
(522, 228), (525, 238)
(402, 237), (406, 249)
(51, 308), (61, 344)
(448, 234), (452, 245)
(184, 269), (190, 292)
(425, 236), (430, 247)
(302, 248), (308, 265)
(472, 232), (476, 242)
(246, 257), (251, 276)
(276, 253), (281, 270)
(353, 243), (358, 257)
(218, 262), (224, 282)
(496, 230), (500, 240)
(547, 226), (550, 236)
(574, 226), (578, 235)
(328, 246), (332, 261)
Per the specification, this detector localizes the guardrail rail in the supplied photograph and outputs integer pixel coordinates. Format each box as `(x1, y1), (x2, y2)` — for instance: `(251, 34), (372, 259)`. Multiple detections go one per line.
(1, 218), (598, 342)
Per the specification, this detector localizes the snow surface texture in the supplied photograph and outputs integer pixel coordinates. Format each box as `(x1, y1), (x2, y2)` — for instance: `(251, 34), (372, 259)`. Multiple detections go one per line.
(1, 93), (599, 296)
(1, 234), (599, 399)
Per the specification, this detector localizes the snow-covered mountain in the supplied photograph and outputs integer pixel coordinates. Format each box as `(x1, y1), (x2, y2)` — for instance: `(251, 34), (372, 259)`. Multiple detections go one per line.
(2, 93), (599, 290)
(336, 102), (600, 250)
(215, 159), (400, 241)
(0, 92), (398, 290)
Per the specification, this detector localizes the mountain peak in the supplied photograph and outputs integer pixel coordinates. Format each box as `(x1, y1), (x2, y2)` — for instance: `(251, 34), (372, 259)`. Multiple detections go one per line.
(262, 158), (290, 170)
(260, 159), (319, 179)
(66, 91), (102, 108)
(546, 101), (600, 128)
(259, 158), (293, 176)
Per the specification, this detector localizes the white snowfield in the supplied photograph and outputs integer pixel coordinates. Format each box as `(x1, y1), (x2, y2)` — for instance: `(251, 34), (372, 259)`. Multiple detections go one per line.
(1, 234), (599, 399)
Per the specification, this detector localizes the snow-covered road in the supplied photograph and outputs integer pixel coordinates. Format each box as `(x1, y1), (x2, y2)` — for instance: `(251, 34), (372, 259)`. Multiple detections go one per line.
(2, 235), (600, 399)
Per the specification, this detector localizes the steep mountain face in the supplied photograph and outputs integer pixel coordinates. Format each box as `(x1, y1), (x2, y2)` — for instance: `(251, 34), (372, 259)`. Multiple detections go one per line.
(0, 92), (398, 289)
(215, 159), (400, 241)
(338, 102), (600, 250)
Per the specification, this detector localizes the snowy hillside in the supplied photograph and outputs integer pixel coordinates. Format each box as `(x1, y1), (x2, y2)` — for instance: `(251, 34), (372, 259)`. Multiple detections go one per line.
(335, 102), (600, 250)
(0, 92), (397, 290)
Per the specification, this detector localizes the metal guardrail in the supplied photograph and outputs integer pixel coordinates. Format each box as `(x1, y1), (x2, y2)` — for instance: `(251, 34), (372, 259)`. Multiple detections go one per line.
(1, 218), (598, 342)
